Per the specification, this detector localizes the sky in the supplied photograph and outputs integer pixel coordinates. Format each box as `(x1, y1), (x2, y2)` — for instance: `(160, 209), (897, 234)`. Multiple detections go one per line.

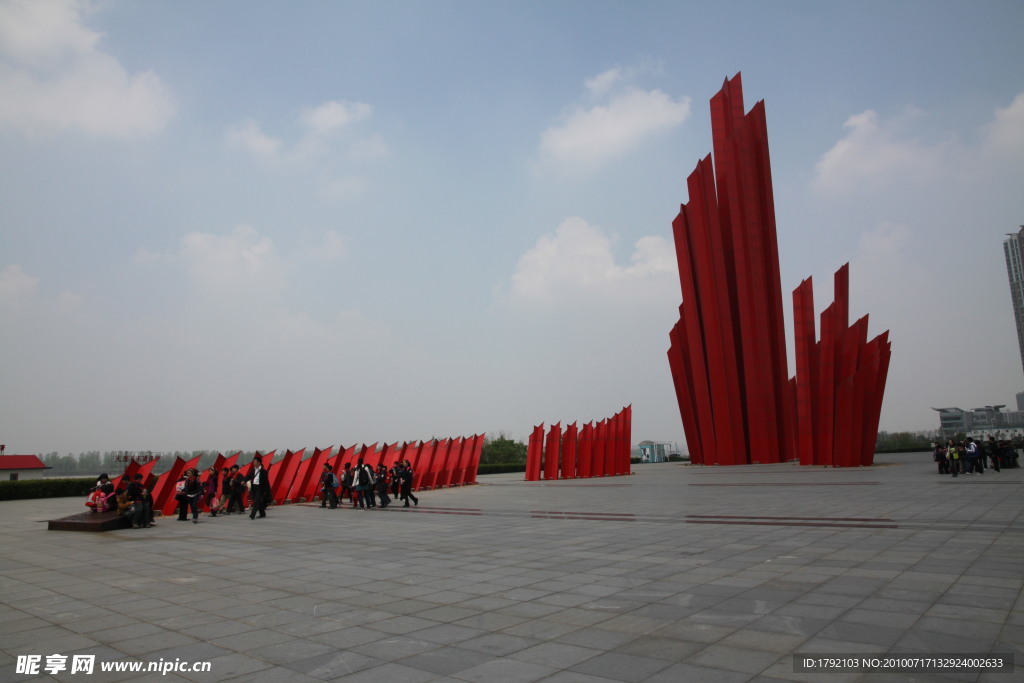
(1, 0), (1023, 456)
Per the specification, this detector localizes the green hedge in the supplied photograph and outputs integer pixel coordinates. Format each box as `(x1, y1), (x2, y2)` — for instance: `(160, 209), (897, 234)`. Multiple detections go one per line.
(0, 478), (94, 501)
(476, 463), (527, 475)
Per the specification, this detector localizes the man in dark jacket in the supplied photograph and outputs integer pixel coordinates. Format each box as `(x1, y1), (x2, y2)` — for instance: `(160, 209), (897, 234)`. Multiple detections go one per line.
(320, 464), (339, 509)
(125, 473), (153, 528)
(245, 455), (272, 519)
(226, 465), (245, 514)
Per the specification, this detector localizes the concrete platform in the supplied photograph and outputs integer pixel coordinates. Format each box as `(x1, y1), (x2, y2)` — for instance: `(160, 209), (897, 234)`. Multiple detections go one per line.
(2, 453), (1022, 682)
(47, 510), (131, 532)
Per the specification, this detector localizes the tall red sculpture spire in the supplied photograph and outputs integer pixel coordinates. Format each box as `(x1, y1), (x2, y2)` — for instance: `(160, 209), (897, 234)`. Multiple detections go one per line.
(668, 74), (890, 467)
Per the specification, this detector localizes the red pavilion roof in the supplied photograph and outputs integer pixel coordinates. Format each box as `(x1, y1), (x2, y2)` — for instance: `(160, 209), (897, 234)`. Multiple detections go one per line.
(0, 455), (49, 470)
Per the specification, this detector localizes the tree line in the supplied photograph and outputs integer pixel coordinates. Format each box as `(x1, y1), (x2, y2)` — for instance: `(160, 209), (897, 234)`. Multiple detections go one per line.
(37, 434), (529, 477)
(874, 430), (939, 452)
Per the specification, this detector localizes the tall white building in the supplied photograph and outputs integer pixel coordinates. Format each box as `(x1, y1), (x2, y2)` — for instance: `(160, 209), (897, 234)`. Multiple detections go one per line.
(1003, 226), (1024, 374)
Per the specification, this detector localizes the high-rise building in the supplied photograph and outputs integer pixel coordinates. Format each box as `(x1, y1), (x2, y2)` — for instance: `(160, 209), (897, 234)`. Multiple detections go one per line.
(1003, 226), (1024, 374)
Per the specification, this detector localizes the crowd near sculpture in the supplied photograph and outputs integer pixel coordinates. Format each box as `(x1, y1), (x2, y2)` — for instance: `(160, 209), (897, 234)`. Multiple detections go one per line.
(99, 436), (484, 517)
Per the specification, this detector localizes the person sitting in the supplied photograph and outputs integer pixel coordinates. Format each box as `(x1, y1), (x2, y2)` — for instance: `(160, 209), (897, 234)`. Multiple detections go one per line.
(126, 474), (154, 528)
(85, 487), (106, 513)
(99, 482), (117, 511)
(115, 490), (133, 523)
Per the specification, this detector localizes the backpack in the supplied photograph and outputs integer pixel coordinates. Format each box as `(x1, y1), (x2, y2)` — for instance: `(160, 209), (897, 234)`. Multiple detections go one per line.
(330, 473), (340, 489)
(357, 466), (370, 486)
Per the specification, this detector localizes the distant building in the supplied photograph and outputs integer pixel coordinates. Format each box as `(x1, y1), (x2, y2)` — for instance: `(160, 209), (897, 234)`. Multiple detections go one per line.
(0, 455), (50, 481)
(1003, 226), (1024, 374)
(932, 405), (1024, 440)
(636, 441), (672, 462)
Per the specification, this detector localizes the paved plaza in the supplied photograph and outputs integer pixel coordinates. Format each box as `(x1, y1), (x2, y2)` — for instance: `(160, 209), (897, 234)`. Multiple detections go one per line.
(1, 454), (1022, 682)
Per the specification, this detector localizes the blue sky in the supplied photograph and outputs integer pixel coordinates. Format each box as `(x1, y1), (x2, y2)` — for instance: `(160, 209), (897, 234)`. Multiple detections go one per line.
(1, 0), (1023, 455)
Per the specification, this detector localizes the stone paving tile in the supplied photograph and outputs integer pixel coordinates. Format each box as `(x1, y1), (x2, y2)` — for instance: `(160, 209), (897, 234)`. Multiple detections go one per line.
(354, 635), (439, 661)
(283, 648), (384, 679)
(455, 632), (541, 657)
(541, 672), (630, 683)
(507, 640), (603, 668)
(111, 630), (199, 656)
(3, 457), (1023, 682)
(450, 657), (560, 682)
(645, 662), (755, 682)
(687, 643), (784, 675)
(317, 662), (437, 683)
(555, 626), (640, 651)
(395, 645), (493, 676)
(191, 652), (274, 681)
(568, 651), (674, 682)
(717, 628), (811, 654)
(224, 667), (322, 682)
(210, 627), (289, 652)
(611, 634), (705, 662)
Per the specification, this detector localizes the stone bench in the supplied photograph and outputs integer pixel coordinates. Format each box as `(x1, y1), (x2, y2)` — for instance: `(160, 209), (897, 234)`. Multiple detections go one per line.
(48, 510), (132, 532)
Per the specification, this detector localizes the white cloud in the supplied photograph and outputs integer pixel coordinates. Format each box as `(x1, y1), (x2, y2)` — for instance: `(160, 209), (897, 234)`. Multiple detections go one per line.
(540, 87), (690, 170)
(812, 108), (951, 195)
(224, 119), (282, 158)
(0, 0), (96, 64)
(0, 264), (38, 308)
(226, 99), (376, 160)
(178, 224), (284, 295)
(299, 100), (372, 137)
(984, 93), (1024, 155)
(303, 229), (348, 262)
(348, 133), (390, 161)
(225, 99), (385, 197)
(0, 0), (175, 138)
(317, 174), (368, 201)
(857, 221), (912, 264)
(137, 224), (350, 299)
(538, 66), (689, 172)
(509, 217), (676, 306)
(584, 67), (623, 97)
(135, 225), (287, 303)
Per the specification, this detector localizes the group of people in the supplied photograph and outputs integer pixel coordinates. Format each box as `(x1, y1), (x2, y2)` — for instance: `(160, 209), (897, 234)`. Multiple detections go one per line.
(181, 454), (273, 522)
(318, 459), (419, 510)
(89, 453), (423, 526)
(86, 472), (157, 529)
(932, 437), (1019, 476)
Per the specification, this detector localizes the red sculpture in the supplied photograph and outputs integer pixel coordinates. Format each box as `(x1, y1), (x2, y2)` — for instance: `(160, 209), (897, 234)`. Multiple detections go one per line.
(524, 406), (632, 480)
(668, 74), (890, 467)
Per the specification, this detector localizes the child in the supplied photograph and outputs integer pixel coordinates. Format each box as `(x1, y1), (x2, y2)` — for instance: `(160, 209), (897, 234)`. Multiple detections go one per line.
(85, 487), (105, 513)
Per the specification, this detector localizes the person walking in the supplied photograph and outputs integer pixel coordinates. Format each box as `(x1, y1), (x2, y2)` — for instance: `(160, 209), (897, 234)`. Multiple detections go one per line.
(340, 462), (355, 507)
(375, 463), (392, 509)
(226, 465), (245, 514)
(399, 459), (419, 508)
(320, 464), (339, 509)
(246, 455), (272, 519)
(989, 437), (1002, 472)
(389, 460), (402, 501)
(352, 458), (375, 509)
(203, 465), (220, 516)
(214, 467), (232, 514)
(177, 468), (203, 523)
(965, 439), (980, 475)
(933, 443), (948, 474)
